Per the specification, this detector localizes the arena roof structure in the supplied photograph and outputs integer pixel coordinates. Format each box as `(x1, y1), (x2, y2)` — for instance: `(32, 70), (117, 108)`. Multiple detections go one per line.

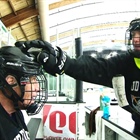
(0, 0), (140, 50)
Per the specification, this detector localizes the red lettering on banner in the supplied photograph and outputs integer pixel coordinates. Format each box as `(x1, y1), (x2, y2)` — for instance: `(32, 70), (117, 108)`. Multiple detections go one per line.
(44, 136), (75, 140)
(50, 111), (66, 133)
(63, 138), (75, 140)
(69, 112), (76, 134)
(43, 105), (76, 135)
(43, 105), (52, 124)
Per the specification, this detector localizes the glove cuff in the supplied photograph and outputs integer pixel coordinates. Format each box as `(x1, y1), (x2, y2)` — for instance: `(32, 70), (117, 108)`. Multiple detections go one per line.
(55, 47), (67, 75)
(37, 47), (67, 76)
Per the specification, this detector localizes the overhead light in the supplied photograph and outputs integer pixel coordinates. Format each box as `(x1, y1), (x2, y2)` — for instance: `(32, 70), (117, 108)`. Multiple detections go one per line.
(91, 53), (97, 57)
(106, 51), (118, 59)
(97, 47), (103, 52)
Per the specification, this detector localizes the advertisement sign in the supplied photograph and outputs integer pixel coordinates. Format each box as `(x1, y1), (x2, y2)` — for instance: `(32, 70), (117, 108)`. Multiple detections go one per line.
(43, 104), (77, 140)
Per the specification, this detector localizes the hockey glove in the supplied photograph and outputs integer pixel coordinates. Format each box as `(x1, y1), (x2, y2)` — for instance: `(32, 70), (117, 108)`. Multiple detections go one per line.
(15, 40), (67, 76)
(15, 41), (31, 53)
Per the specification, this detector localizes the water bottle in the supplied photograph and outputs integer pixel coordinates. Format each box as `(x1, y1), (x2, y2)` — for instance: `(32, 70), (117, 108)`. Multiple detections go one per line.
(99, 87), (104, 110)
(100, 94), (103, 110)
(102, 96), (110, 119)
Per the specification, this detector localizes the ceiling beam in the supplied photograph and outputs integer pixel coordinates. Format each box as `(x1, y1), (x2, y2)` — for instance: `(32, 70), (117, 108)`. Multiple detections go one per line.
(8, 0), (17, 15)
(18, 23), (28, 40)
(49, 0), (82, 10)
(1, 6), (38, 27)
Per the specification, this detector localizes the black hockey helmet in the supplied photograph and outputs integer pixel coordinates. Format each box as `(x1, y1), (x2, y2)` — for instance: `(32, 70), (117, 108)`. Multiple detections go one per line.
(125, 18), (140, 57)
(0, 46), (48, 115)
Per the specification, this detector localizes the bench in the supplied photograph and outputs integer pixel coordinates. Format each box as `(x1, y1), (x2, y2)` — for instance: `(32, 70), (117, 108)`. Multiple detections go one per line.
(27, 118), (42, 140)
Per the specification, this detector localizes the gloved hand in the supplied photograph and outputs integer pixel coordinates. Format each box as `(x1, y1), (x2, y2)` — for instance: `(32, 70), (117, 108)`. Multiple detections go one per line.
(15, 41), (31, 53)
(15, 40), (67, 76)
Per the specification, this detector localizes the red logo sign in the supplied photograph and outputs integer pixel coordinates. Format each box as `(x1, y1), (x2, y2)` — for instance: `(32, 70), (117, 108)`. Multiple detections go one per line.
(43, 105), (76, 134)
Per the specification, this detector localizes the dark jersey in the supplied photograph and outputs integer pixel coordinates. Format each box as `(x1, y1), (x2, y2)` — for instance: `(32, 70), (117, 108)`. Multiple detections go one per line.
(0, 104), (30, 140)
(64, 51), (140, 125)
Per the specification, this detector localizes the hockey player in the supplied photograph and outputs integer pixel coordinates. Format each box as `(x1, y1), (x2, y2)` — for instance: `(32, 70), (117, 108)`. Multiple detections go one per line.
(15, 18), (140, 137)
(0, 46), (48, 139)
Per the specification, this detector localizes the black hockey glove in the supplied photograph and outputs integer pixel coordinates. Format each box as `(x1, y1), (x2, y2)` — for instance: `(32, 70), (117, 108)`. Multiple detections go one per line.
(15, 41), (31, 53)
(15, 40), (67, 76)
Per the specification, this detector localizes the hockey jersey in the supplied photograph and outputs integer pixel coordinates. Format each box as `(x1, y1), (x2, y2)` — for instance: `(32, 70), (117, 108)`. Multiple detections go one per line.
(0, 104), (30, 140)
(64, 51), (140, 126)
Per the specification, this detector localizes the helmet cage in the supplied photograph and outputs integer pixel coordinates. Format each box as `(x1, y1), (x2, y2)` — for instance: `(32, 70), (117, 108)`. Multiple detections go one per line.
(125, 18), (140, 46)
(20, 73), (48, 115)
(20, 74), (48, 104)
(125, 18), (140, 57)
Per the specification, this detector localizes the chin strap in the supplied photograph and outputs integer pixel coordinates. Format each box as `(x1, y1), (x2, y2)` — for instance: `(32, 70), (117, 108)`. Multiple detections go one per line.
(0, 70), (24, 110)
(26, 102), (44, 116)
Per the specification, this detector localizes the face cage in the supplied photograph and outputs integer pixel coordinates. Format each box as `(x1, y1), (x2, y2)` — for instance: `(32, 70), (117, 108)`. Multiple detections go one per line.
(125, 19), (140, 50)
(125, 29), (133, 50)
(20, 74), (48, 115)
(125, 29), (140, 58)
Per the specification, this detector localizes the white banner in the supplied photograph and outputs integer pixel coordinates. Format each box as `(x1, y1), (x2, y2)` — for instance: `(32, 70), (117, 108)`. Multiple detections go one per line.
(43, 104), (77, 140)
